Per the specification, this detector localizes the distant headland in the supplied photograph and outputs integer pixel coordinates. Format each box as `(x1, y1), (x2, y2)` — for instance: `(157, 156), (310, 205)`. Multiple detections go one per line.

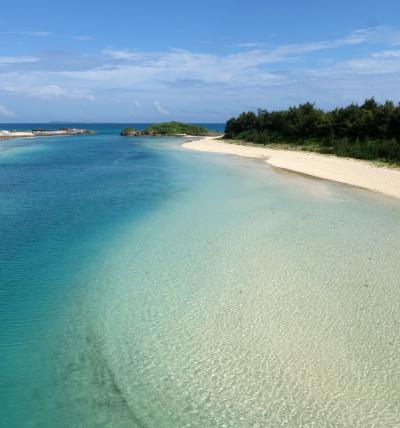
(121, 121), (222, 137)
(0, 128), (96, 140)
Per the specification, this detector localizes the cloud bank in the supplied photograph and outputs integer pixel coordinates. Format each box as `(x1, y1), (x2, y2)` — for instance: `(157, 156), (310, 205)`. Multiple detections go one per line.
(2, 26), (400, 121)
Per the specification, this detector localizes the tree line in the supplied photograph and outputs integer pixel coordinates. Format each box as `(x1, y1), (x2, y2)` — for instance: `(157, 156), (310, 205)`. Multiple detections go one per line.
(224, 99), (400, 163)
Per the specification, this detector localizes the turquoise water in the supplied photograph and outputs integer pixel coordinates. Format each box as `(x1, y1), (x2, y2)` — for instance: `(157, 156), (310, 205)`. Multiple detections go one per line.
(1, 129), (400, 427)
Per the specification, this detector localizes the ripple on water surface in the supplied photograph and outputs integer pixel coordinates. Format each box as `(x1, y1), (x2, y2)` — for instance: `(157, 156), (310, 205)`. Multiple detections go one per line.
(86, 155), (400, 427)
(1, 138), (400, 427)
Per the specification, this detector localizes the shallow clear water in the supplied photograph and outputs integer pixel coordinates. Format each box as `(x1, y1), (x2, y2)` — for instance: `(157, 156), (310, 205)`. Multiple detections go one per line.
(1, 130), (400, 427)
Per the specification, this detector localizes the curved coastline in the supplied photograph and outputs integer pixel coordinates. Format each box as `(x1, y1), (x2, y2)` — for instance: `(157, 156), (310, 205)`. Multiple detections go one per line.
(2, 132), (400, 426)
(183, 136), (400, 199)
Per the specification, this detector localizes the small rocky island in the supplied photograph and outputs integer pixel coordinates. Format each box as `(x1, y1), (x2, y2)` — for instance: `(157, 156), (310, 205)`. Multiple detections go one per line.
(121, 121), (219, 137)
(121, 128), (144, 136)
(0, 128), (95, 140)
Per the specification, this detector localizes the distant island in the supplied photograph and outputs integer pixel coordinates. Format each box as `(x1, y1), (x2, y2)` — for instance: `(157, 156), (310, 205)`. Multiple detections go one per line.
(0, 128), (96, 140)
(225, 99), (400, 164)
(121, 121), (219, 137)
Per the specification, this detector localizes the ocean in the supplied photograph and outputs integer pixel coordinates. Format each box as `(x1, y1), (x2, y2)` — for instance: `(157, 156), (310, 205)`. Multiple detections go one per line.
(1, 125), (400, 427)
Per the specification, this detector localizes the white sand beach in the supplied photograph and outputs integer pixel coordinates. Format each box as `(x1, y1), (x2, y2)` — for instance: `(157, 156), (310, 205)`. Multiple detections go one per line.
(183, 137), (400, 199)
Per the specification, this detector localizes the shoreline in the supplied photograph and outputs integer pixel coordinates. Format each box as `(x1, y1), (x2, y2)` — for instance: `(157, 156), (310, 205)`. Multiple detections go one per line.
(183, 136), (400, 199)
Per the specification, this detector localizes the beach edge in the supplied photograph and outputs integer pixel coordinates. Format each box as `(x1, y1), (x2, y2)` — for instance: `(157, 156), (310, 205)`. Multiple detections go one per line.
(183, 136), (400, 199)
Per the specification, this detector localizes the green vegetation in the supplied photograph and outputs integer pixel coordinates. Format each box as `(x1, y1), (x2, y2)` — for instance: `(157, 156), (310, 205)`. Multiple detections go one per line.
(120, 122), (213, 137)
(120, 127), (141, 136)
(145, 121), (210, 135)
(225, 99), (400, 164)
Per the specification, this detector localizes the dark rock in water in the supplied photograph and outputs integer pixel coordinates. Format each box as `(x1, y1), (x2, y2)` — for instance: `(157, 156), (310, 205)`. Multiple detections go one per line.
(32, 128), (95, 136)
(0, 128), (95, 139)
(120, 128), (143, 136)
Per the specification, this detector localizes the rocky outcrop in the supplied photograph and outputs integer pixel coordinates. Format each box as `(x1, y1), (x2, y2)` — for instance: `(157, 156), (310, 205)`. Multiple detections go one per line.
(0, 130), (34, 138)
(0, 128), (95, 140)
(120, 129), (174, 137)
(120, 128), (143, 136)
(32, 128), (96, 136)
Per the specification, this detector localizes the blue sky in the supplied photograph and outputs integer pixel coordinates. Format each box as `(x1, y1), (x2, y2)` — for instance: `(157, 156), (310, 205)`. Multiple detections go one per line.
(1, 0), (400, 122)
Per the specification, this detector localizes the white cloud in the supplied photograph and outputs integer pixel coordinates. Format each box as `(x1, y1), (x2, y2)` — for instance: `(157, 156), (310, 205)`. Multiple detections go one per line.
(60, 48), (285, 90)
(28, 85), (95, 100)
(306, 46), (400, 78)
(154, 101), (169, 115)
(0, 56), (39, 65)
(234, 42), (266, 48)
(337, 28), (373, 45)
(0, 82), (95, 101)
(102, 48), (140, 61)
(337, 57), (400, 75)
(83, 28), (386, 90)
(371, 50), (400, 59)
(231, 28), (379, 52)
(232, 28), (376, 56)
(2, 26), (400, 120)
(0, 105), (15, 117)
